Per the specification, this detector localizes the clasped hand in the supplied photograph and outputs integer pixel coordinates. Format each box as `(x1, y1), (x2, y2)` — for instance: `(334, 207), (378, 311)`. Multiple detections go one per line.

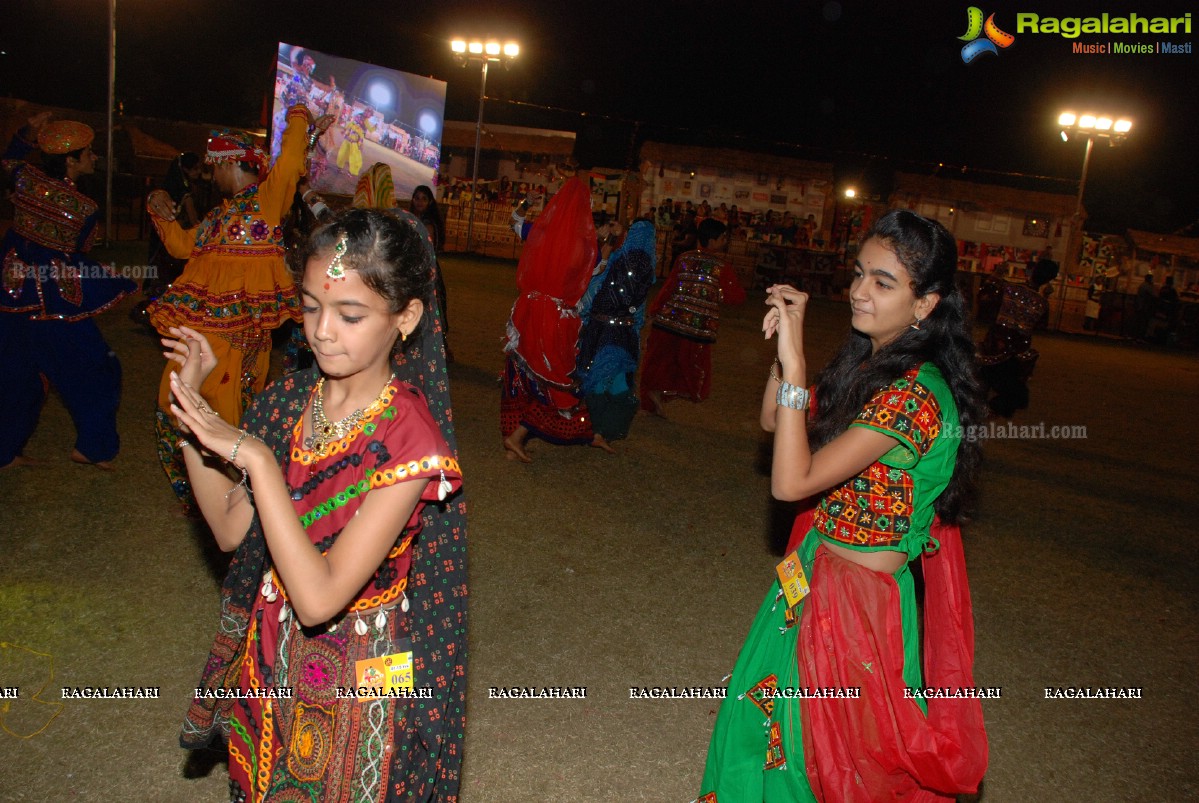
(762, 284), (809, 376)
(169, 372), (246, 467)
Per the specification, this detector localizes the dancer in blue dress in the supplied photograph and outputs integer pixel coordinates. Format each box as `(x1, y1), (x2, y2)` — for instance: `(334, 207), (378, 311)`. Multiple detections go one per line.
(1, 114), (136, 469)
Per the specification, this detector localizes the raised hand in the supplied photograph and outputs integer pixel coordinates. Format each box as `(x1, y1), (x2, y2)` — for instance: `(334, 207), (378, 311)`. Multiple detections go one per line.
(27, 111), (53, 136)
(313, 114), (335, 137)
(162, 325), (218, 392)
(147, 189), (177, 221)
(763, 284), (809, 378)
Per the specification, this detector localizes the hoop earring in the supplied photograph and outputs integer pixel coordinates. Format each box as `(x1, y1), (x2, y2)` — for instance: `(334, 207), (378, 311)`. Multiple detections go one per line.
(910, 317), (922, 331)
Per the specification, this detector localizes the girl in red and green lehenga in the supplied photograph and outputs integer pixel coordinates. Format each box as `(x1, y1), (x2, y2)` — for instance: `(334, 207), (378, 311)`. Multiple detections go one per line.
(146, 105), (332, 505)
(167, 208), (467, 801)
(699, 210), (988, 802)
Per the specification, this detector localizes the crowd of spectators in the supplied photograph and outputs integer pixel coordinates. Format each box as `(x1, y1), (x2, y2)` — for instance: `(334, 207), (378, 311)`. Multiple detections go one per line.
(651, 198), (822, 248)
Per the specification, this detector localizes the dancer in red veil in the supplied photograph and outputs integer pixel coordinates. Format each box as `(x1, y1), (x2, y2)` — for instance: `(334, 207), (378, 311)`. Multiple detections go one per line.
(500, 177), (597, 461)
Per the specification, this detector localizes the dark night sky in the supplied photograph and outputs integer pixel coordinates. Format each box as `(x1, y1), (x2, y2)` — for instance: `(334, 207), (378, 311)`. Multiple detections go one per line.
(3, 0), (1196, 231)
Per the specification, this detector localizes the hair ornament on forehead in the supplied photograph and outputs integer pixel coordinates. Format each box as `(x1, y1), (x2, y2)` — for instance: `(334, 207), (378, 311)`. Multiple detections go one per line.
(326, 233), (349, 280)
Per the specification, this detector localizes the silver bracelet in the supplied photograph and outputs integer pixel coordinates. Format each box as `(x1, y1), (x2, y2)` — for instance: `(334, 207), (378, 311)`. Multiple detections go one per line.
(776, 381), (810, 411)
(229, 430), (249, 463)
(225, 466), (251, 501)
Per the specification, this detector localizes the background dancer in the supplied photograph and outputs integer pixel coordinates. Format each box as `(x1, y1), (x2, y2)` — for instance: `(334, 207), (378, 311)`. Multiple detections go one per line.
(409, 184), (452, 360)
(575, 218), (657, 450)
(146, 104), (332, 505)
(1, 113), (136, 470)
(640, 217), (745, 416)
(500, 177), (597, 462)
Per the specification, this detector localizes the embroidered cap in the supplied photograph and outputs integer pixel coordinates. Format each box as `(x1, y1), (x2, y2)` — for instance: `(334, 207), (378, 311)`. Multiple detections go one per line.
(206, 130), (269, 180)
(37, 121), (95, 155)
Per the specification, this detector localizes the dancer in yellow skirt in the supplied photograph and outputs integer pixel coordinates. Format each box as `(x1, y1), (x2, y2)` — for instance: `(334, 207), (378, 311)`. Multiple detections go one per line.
(146, 104), (331, 504)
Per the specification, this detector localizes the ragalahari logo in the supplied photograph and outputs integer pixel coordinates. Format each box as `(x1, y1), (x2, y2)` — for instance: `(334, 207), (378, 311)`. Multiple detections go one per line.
(959, 7), (1016, 63)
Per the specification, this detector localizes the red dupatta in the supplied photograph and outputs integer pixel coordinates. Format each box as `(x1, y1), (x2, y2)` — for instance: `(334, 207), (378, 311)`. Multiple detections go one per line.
(508, 177), (597, 409)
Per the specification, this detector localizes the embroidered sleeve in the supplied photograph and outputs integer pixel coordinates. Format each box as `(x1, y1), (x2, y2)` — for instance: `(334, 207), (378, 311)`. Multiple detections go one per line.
(850, 374), (941, 466)
(150, 213), (201, 260)
(369, 384), (463, 502)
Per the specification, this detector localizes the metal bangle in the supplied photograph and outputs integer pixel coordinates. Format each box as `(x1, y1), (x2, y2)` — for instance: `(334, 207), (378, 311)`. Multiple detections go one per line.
(769, 358), (783, 384)
(775, 380), (810, 411)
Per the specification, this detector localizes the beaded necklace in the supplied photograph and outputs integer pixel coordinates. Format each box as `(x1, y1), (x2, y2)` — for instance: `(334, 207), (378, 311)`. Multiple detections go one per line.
(305, 373), (395, 456)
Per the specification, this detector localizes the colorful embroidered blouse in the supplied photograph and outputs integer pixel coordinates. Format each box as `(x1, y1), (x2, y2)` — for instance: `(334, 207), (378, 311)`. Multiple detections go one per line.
(1, 136), (135, 320)
(7, 164), (98, 253)
(342, 119), (366, 145)
(226, 378), (463, 801)
(650, 250), (731, 342)
(811, 363), (959, 559)
(273, 379), (462, 611)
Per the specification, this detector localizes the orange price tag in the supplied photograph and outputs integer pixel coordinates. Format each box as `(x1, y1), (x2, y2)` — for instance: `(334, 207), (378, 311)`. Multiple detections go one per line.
(352, 650), (413, 701)
(775, 550), (810, 609)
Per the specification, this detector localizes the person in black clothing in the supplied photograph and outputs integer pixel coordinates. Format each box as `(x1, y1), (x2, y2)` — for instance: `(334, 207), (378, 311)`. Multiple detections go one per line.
(667, 209), (697, 278)
(132, 153), (202, 325)
(1157, 275), (1180, 344)
(410, 185), (451, 360)
(1133, 274), (1156, 341)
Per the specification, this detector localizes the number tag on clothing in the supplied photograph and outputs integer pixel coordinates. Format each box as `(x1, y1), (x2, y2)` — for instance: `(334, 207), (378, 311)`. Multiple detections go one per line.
(775, 551), (810, 609)
(353, 650), (413, 700)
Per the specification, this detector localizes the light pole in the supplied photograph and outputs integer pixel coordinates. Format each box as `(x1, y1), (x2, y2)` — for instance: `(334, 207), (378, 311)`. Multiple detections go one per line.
(105, 0), (115, 245)
(839, 186), (874, 262)
(451, 38), (519, 253)
(1055, 111), (1132, 327)
(840, 187), (857, 260)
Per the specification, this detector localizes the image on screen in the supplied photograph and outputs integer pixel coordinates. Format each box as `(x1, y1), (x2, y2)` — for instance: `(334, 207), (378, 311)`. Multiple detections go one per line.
(270, 42), (447, 200)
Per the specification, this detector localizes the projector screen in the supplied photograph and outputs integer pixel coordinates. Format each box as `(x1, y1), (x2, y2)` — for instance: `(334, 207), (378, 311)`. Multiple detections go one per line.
(270, 42), (447, 201)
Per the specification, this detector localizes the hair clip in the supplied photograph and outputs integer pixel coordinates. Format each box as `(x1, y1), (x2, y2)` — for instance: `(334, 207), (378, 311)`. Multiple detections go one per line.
(326, 233), (348, 279)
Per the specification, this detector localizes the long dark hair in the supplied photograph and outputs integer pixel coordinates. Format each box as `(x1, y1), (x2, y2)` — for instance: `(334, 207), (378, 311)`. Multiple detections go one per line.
(810, 209), (984, 524)
(411, 185), (445, 252)
(289, 208), (434, 333)
(163, 152), (200, 200)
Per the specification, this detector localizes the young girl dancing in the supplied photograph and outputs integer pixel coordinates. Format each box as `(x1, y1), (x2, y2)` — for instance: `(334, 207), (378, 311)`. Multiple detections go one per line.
(166, 208), (466, 801)
(699, 210), (988, 801)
